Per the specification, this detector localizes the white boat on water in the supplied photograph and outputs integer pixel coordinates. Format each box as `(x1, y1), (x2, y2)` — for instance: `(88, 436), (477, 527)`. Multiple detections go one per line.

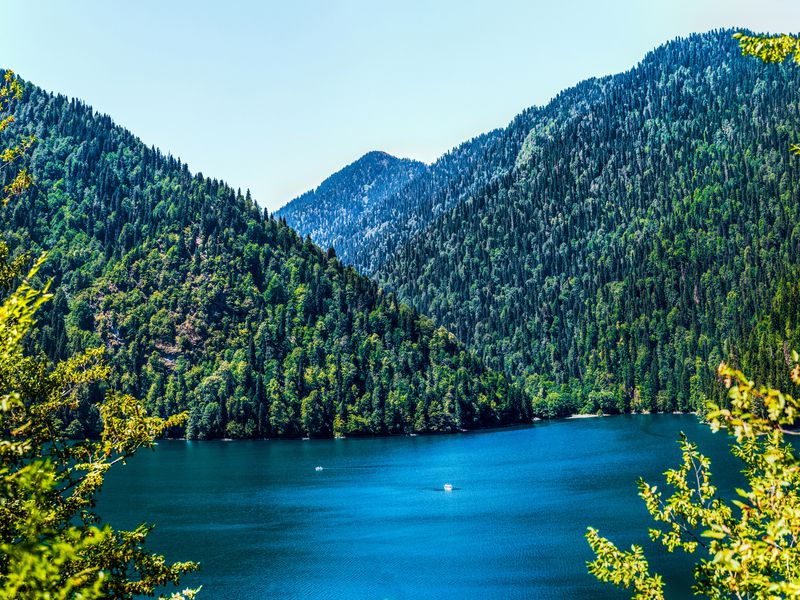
(315, 466), (323, 471)
(443, 483), (453, 492)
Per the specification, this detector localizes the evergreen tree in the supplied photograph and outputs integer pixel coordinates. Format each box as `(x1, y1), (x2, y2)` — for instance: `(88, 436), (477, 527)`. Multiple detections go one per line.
(0, 69), (527, 438)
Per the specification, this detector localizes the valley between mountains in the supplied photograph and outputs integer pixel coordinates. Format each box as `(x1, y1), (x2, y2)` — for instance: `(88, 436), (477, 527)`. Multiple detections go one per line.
(7, 29), (800, 438)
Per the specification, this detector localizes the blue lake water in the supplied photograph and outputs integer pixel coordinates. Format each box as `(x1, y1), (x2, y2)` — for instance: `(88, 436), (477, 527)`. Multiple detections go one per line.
(98, 414), (741, 599)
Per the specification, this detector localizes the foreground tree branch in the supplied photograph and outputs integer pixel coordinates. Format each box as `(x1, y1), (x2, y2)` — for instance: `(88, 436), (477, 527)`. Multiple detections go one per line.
(0, 69), (200, 600)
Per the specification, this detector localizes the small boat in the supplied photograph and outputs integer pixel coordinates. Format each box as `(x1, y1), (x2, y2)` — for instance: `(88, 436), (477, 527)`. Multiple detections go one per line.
(443, 483), (453, 492)
(315, 466), (324, 471)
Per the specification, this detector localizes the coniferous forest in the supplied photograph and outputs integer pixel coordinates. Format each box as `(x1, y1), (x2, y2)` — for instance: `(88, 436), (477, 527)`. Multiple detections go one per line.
(281, 30), (800, 416)
(5, 12), (800, 599)
(1, 78), (527, 439)
(4, 29), (800, 438)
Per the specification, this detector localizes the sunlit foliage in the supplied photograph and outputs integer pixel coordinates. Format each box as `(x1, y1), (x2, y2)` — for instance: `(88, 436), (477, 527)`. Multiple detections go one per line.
(0, 70), (199, 599)
(586, 360), (800, 598)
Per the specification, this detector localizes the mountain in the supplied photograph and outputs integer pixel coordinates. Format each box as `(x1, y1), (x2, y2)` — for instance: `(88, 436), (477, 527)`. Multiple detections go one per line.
(281, 30), (800, 415)
(278, 116), (538, 273)
(277, 151), (426, 259)
(1, 75), (529, 439)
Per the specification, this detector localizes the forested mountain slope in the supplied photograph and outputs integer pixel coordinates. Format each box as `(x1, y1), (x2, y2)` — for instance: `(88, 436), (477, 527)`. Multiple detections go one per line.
(376, 30), (800, 414)
(283, 30), (800, 415)
(1, 75), (528, 439)
(278, 114), (538, 273)
(277, 151), (425, 258)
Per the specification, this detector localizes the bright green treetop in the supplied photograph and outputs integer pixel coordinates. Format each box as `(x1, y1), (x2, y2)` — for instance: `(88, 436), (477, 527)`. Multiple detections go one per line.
(734, 32), (800, 156)
(733, 32), (800, 65)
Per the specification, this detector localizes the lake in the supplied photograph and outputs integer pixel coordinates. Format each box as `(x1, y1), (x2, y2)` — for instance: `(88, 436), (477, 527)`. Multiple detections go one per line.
(99, 414), (741, 599)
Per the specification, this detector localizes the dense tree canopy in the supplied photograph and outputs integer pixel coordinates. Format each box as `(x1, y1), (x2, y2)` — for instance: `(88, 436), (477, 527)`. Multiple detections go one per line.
(282, 30), (800, 417)
(586, 32), (800, 600)
(0, 69), (198, 600)
(0, 71), (527, 439)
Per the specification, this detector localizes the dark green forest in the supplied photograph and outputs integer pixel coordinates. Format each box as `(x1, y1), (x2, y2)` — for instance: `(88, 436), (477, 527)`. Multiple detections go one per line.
(6, 29), (798, 435)
(283, 30), (800, 416)
(0, 76), (528, 439)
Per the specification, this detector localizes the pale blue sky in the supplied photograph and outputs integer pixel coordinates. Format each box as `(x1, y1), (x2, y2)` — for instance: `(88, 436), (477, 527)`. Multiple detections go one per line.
(2, 1), (798, 211)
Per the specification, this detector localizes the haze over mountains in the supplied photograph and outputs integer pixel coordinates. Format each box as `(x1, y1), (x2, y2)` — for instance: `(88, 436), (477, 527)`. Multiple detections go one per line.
(279, 29), (800, 415)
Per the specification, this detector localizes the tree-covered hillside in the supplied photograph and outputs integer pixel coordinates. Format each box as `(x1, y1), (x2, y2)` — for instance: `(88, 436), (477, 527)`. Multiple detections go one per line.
(375, 30), (800, 414)
(282, 30), (800, 415)
(0, 75), (528, 439)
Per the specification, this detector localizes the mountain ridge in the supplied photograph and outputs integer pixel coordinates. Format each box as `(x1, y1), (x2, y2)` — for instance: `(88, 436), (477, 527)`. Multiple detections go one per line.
(1, 71), (529, 438)
(277, 150), (426, 254)
(277, 115), (535, 272)
(277, 29), (800, 414)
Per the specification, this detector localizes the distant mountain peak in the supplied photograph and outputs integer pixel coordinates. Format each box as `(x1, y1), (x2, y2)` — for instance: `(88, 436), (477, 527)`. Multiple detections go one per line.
(313, 150), (422, 193)
(276, 150), (427, 250)
(277, 29), (800, 416)
(360, 149), (400, 161)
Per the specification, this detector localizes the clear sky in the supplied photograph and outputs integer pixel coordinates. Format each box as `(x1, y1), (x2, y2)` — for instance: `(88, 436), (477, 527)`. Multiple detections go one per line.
(2, 1), (798, 211)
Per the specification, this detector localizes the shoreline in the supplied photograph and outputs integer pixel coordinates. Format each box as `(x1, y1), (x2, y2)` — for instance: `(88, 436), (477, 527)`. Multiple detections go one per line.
(160, 411), (702, 442)
(566, 410), (699, 420)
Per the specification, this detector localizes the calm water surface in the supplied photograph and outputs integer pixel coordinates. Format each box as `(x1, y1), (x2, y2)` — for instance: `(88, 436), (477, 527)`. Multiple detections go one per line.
(99, 414), (741, 599)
